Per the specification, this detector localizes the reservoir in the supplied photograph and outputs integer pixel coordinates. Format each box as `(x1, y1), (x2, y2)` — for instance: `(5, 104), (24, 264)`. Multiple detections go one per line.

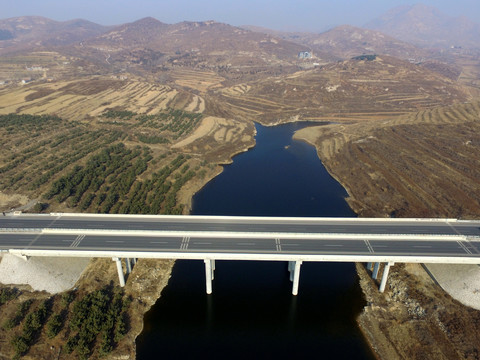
(136, 122), (375, 359)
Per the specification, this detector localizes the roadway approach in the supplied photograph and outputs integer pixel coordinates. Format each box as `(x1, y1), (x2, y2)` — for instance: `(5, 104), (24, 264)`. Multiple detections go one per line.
(1, 213), (480, 295)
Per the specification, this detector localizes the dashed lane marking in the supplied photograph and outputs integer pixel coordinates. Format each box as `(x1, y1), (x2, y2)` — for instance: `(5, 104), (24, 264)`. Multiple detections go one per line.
(180, 236), (190, 250)
(70, 235), (85, 248)
(275, 238), (282, 252)
(364, 239), (374, 253)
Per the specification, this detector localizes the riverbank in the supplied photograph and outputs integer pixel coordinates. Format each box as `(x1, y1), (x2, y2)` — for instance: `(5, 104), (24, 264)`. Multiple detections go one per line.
(293, 113), (480, 359)
(356, 262), (480, 359)
(0, 255), (175, 360)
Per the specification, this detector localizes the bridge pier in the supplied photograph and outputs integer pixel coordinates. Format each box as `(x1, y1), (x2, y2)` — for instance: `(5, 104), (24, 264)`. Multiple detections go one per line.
(204, 259), (215, 294)
(125, 258), (132, 274)
(288, 261), (303, 296)
(379, 262), (394, 293)
(372, 262), (380, 280)
(113, 257), (125, 287)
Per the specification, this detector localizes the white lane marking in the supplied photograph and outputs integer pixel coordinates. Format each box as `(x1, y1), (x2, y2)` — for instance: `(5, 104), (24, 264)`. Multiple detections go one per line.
(413, 245), (432, 248)
(447, 222), (462, 236)
(364, 239), (374, 253)
(150, 241), (169, 244)
(325, 244), (344, 247)
(106, 240), (124, 243)
(70, 235), (85, 248)
(237, 242), (255, 246)
(275, 238), (282, 252)
(180, 236), (190, 250)
(282, 243), (300, 246)
(195, 242), (212, 245)
(457, 240), (473, 254)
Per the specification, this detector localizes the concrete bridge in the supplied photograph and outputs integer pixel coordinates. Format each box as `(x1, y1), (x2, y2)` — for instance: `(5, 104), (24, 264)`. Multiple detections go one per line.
(1, 213), (480, 295)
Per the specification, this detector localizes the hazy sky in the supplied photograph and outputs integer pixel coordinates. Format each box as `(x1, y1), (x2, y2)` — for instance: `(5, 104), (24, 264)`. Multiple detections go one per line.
(2, 0), (479, 31)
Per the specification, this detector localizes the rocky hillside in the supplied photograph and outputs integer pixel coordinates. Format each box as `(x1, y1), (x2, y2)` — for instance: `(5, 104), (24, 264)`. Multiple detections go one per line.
(244, 24), (431, 62)
(82, 17), (306, 68)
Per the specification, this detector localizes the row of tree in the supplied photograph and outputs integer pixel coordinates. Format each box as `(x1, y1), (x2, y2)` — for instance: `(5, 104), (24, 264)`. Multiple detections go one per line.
(2, 286), (130, 359)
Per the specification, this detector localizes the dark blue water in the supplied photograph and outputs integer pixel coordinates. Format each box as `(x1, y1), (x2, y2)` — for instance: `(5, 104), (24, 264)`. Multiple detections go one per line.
(136, 123), (374, 360)
(193, 122), (354, 216)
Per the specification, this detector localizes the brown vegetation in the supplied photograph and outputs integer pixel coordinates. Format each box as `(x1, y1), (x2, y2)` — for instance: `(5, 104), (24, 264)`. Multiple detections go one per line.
(211, 55), (471, 124)
(357, 263), (480, 360)
(295, 101), (480, 218)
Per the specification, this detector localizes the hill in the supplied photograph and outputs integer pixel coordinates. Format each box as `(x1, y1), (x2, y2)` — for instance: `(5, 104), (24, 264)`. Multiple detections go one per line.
(76, 17), (306, 81)
(0, 16), (109, 54)
(212, 55), (471, 124)
(243, 24), (432, 62)
(365, 4), (480, 49)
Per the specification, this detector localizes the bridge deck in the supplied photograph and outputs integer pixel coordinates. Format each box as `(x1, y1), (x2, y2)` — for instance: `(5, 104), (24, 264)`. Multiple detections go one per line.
(1, 213), (480, 263)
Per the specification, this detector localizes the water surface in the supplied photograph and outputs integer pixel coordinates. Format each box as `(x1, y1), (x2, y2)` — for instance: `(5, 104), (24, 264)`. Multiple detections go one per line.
(137, 122), (374, 359)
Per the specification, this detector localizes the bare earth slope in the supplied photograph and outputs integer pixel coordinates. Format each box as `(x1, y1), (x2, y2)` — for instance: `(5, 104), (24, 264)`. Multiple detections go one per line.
(295, 101), (480, 218)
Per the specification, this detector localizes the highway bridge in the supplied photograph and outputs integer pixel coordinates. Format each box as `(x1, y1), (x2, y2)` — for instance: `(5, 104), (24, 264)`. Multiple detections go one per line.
(1, 213), (480, 295)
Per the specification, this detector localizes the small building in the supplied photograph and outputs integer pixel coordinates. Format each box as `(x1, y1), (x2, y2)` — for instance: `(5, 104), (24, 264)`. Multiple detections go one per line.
(298, 51), (312, 59)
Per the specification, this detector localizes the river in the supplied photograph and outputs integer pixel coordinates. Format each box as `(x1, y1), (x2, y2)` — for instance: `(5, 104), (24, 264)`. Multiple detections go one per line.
(136, 122), (375, 359)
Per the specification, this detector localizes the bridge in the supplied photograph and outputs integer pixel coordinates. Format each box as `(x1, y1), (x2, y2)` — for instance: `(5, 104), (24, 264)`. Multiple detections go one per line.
(1, 213), (480, 295)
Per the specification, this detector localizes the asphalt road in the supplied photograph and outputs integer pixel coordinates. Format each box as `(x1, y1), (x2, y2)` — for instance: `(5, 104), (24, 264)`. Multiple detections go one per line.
(1, 214), (480, 259)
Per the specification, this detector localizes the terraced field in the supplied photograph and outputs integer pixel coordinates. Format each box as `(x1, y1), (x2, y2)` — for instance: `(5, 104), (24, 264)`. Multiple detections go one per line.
(0, 77), (195, 120)
(0, 51), (101, 84)
(212, 56), (471, 124)
(295, 101), (480, 218)
(169, 68), (225, 93)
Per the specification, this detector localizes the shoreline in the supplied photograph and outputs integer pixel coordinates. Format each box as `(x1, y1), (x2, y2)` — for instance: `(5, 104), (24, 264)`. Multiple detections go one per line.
(294, 123), (480, 359)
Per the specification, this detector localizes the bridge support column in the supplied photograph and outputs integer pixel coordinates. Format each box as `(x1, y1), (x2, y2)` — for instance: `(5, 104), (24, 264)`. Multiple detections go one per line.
(288, 261), (294, 281)
(113, 257), (125, 287)
(211, 260), (215, 280)
(288, 261), (303, 296)
(204, 259), (214, 295)
(125, 258), (132, 274)
(379, 262), (394, 293)
(366, 262), (372, 271)
(372, 262), (380, 280)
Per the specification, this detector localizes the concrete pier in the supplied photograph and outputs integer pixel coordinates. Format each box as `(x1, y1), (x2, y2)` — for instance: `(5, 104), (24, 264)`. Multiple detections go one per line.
(125, 258), (132, 274)
(113, 257), (125, 287)
(379, 262), (394, 293)
(288, 260), (303, 295)
(372, 262), (380, 280)
(292, 261), (303, 296)
(204, 259), (215, 294)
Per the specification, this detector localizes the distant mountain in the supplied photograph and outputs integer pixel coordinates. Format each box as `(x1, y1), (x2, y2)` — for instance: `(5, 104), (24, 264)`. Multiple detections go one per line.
(86, 17), (306, 60)
(79, 17), (308, 76)
(268, 25), (431, 61)
(365, 4), (480, 48)
(0, 16), (110, 53)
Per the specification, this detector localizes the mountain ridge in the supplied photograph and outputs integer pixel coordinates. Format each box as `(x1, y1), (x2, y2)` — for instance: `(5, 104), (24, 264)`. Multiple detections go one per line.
(365, 3), (480, 48)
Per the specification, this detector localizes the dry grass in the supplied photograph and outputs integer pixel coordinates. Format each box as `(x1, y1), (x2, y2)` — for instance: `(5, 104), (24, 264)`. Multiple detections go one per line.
(295, 100), (480, 218)
(0, 77), (182, 120)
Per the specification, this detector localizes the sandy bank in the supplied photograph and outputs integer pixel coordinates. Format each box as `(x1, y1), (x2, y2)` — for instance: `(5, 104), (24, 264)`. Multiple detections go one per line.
(0, 253), (90, 293)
